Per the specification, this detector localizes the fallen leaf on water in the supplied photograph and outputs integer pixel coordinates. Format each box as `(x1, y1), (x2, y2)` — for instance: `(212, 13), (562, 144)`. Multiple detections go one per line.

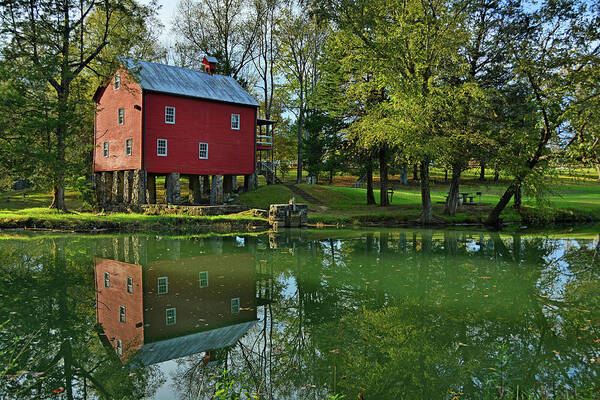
(330, 349), (340, 354)
(458, 342), (468, 347)
(479, 276), (491, 279)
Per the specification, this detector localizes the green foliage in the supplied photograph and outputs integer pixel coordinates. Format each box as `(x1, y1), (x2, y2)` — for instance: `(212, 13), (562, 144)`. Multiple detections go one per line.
(74, 177), (95, 208)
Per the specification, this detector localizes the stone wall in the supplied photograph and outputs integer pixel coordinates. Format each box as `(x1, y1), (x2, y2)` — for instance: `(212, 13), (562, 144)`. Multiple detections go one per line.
(268, 198), (308, 229)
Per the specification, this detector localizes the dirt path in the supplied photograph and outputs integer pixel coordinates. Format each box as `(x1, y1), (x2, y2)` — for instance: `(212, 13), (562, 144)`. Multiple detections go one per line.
(283, 184), (323, 205)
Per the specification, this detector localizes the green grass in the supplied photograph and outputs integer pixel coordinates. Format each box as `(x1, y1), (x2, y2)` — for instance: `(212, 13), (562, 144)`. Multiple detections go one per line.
(0, 207), (267, 233)
(234, 169), (600, 226)
(1, 167), (599, 230)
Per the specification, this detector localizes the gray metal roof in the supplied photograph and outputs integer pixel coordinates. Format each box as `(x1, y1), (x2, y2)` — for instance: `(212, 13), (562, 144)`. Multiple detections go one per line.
(204, 56), (219, 64)
(122, 58), (258, 107)
(134, 320), (256, 366)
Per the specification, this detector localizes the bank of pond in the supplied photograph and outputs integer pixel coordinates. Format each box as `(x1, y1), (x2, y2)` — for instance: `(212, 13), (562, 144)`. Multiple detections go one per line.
(1, 228), (599, 399)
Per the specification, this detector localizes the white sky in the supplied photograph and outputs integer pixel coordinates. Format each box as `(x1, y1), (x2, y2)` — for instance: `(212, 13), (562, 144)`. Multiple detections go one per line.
(143, 0), (179, 42)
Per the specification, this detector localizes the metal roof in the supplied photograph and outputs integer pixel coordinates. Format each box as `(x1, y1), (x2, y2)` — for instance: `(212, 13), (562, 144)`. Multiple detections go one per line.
(133, 320), (256, 366)
(204, 56), (219, 64)
(122, 58), (258, 107)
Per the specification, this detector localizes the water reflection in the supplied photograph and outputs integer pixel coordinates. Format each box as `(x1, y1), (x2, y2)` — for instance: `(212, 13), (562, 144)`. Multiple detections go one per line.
(94, 249), (259, 366)
(0, 230), (599, 399)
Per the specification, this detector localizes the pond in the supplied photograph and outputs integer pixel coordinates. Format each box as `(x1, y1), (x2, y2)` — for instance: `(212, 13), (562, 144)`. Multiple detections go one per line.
(0, 229), (599, 399)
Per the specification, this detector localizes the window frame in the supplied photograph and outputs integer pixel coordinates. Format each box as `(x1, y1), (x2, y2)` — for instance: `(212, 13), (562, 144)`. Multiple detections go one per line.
(165, 106), (176, 124)
(157, 276), (168, 294)
(199, 271), (209, 288)
(127, 276), (133, 294)
(114, 73), (121, 90)
(119, 305), (126, 323)
(166, 308), (176, 325)
(118, 108), (125, 125)
(125, 138), (132, 156)
(231, 297), (240, 314)
(198, 142), (208, 159)
(103, 142), (109, 158)
(104, 271), (110, 287)
(157, 139), (167, 157)
(231, 114), (240, 130)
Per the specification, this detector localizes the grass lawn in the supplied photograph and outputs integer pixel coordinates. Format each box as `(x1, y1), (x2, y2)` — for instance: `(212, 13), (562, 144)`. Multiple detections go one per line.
(1, 167), (599, 230)
(0, 189), (266, 232)
(234, 167), (600, 226)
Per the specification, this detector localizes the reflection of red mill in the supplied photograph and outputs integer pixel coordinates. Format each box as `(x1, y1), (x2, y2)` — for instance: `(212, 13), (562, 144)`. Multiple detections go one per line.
(95, 253), (258, 365)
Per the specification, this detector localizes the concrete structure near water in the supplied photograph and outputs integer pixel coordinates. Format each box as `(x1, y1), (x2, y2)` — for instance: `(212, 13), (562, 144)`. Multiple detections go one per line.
(268, 198), (308, 229)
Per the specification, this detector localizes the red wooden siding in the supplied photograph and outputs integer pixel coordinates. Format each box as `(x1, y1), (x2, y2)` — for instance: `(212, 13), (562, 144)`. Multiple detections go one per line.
(95, 258), (144, 358)
(143, 93), (256, 175)
(142, 253), (256, 342)
(94, 70), (143, 172)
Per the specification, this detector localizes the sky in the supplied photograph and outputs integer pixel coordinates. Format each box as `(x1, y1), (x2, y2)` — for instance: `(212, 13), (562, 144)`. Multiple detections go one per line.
(143, 0), (179, 42)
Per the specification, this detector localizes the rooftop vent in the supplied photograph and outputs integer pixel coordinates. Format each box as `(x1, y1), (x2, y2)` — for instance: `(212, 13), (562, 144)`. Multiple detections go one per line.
(202, 56), (218, 75)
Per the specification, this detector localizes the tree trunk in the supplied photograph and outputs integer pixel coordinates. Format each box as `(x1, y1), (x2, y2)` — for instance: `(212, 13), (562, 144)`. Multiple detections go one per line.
(296, 82), (304, 184)
(418, 160), (434, 224)
(494, 170), (499, 181)
(485, 180), (520, 226)
(444, 169), (448, 183)
(596, 163), (600, 183)
(366, 162), (376, 205)
(413, 163), (419, 181)
(379, 147), (389, 206)
(329, 169), (333, 184)
(479, 162), (486, 181)
(513, 184), (522, 209)
(50, 186), (67, 211)
(50, 88), (68, 212)
(444, 165), (461, 216)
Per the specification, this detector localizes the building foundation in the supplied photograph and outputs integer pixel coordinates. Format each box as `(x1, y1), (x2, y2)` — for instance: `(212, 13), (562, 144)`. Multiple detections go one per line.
(166, 172), (181, 205)
(210, 175), (223, 205)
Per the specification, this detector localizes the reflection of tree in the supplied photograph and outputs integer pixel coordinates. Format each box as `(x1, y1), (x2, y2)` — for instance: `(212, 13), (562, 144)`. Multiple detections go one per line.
(185, 231), (600, 399)
(2, 231), (599, 399)
(0, 237), (163, 399)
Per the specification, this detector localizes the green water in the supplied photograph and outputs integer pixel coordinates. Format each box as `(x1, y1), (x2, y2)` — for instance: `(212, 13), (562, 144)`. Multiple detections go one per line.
(0, 229), (599, 399)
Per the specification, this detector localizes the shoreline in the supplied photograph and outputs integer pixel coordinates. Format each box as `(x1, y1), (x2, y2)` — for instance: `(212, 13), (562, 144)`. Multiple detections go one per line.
(1, 209), (598, 234)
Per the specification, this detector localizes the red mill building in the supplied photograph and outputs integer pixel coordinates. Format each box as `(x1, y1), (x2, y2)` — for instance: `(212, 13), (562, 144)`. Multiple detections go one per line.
(93, 236), (270, 365)
(93, 57), (275, 206)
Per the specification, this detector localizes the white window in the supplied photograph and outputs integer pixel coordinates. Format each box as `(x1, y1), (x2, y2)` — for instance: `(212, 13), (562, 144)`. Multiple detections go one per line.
(119, 305), (126, 323)
(114, 73), (121, 90)
(231, 298), (240, 314)
(157, 139), (167, 156)
(165, 106), (175, 124)
(166, 308), (176, 325)
(118, 108), (124, 125)
(127, 276), (133, 294)
(157, 276), (168, 294)
(231, 114), (240, 130)
(199, 142), (208, 159)
(103, 142), (109, 158)
(104, 271), (110, 287)
(116, 339), (123, 356)
(125, 138), (132, 156)
(199, 271), (208, 288)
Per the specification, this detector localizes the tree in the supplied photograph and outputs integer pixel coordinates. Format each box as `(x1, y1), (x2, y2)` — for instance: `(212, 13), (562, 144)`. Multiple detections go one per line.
(173, 0), (259, 83)
(485, 0), (600, 225)
(0, 0), (157, 211)
(277, 5), (327, 183)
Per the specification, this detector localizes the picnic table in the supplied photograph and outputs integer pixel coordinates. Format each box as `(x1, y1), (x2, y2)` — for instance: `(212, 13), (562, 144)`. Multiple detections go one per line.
(460, 192), (474, 203)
